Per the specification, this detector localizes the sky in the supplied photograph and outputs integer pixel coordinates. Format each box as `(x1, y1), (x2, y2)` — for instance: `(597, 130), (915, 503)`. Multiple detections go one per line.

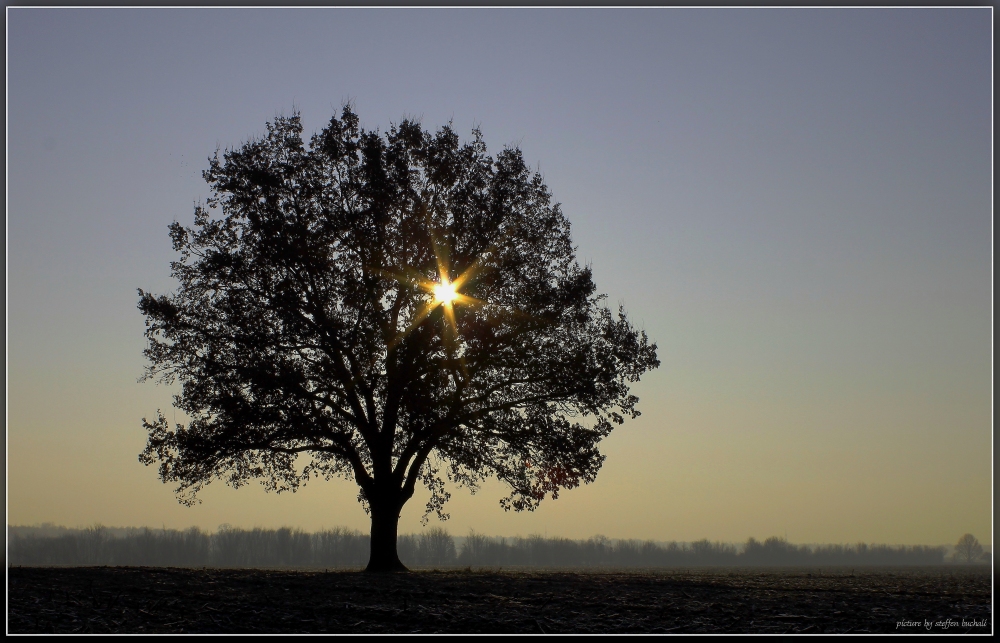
(6, 7), (993, 547)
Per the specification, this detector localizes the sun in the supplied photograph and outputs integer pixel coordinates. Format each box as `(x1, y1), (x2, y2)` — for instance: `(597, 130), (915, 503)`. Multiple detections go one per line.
(379, 238), (491, 355)
(432, 279), (458, 305)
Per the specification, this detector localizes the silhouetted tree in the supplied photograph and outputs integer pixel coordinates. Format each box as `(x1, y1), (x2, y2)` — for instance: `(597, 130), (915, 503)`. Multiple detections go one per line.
(137, 106), (659, 572)
(955, 533), (983, 564)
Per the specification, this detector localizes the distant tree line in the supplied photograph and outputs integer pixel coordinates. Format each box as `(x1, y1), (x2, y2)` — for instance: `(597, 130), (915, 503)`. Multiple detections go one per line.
(8, 526), (952, 568)
(7, 525), (451, 569)
(455, 534), (947, 567)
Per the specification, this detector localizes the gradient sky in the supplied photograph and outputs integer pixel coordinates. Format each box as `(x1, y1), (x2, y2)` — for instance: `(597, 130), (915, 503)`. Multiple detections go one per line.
(6, 7), (992, 547)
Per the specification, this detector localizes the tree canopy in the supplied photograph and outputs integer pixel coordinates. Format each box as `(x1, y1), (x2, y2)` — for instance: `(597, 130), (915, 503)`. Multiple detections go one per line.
(138, 106), (659, 570)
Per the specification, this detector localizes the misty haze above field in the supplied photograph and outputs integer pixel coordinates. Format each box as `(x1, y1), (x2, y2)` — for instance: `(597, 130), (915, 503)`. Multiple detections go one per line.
(10, 524), (988, 569)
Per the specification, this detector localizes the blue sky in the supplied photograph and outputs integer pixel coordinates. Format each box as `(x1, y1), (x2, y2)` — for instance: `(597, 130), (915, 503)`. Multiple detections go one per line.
(6, 7), (992, 545)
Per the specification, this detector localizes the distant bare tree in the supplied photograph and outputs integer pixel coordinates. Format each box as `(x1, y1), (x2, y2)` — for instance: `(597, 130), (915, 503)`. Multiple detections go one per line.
(955, 534), (983, 563)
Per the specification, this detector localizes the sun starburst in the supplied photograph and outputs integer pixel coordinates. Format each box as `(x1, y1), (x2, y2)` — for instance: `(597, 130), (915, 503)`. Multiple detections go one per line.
(376, 220), (515, 368)
(432, 280), (458, 306)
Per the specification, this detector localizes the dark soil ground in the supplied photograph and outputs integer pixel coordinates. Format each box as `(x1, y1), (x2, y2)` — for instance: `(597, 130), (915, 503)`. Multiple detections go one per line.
(7, 566), (992, 634)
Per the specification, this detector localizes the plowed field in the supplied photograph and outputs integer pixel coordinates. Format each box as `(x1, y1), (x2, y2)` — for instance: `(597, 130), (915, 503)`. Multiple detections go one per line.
(7, 566), (991, 634)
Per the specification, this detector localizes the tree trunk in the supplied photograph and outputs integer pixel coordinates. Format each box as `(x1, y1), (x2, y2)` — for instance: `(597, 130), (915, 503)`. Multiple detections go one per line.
(366, 501), (408, 573)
